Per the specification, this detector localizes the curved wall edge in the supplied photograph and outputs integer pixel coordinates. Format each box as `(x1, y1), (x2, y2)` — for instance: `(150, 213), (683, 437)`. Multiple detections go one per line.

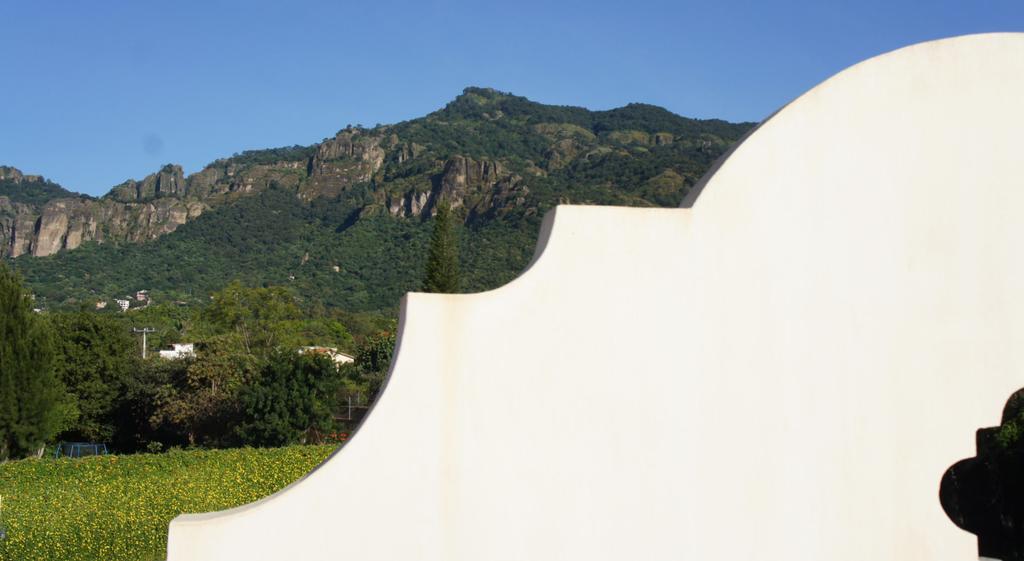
(168, 33), (1024, 561)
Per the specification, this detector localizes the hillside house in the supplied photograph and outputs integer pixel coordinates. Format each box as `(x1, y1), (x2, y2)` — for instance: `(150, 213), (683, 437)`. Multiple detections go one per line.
(298, 346), (355, 365)
(159, 343), (196, 360)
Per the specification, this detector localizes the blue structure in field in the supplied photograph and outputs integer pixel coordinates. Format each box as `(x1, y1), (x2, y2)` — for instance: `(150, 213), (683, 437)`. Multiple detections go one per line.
(54, 442), (108, 459)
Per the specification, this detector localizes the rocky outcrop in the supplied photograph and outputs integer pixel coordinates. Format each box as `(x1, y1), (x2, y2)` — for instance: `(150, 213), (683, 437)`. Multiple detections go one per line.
(605, 130), (676, 147)
(33, 202), (72, 256)
(1, 147), (336, 257)
(0, 166), (42, 183)
(0, 166), (22, 182)
(2, 142), (371, 257)
(0, 197), (35, 256)
(0, 195), (206, 258)
(393, 140), (425, 164)
(185, 165), (228, 199)
(386, 190), (431, 218)
(544, 138), (583, 170)
(435, 155), (504, 208)
(303, 130), (387, 198)
(385, 155), (529, 220)
(108, 164), (187, 202)
(653, 132), (674, 146)
(188, 161), (307, 199)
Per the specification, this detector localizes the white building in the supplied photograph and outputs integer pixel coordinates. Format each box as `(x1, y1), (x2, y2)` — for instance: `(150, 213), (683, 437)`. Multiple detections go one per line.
(297, 346), (355, 365)
(114, 299), (131, 312)
(159, 343), (196, 360)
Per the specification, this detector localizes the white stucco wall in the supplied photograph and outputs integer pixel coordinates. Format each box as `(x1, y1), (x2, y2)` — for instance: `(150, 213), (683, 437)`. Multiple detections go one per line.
(168, 33), (1024, 560)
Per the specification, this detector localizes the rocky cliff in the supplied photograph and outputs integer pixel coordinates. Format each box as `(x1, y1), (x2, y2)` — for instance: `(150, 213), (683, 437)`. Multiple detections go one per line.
(302, 129), (387, 199)
(0, 165), (43, 184)
(0, 155), (319, 258)
(107, 164), (188, 202)
(383, 155), (529, 220)
(1, 134), (527, 257)
(0, 176), (206, 257)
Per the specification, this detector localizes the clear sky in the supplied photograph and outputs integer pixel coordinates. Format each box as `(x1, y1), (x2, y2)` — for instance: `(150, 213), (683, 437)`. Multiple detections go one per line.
(2, 0), (1022, 196)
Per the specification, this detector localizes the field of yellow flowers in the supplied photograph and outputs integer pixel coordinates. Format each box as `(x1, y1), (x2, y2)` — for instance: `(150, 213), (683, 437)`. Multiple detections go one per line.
(0, 445), (335, 561)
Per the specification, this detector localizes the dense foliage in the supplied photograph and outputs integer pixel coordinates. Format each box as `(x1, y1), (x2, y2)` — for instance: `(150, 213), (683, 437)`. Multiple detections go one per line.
(422, 203), (460, 293)
(134, 283), (373, 450)
(430, 87), (748, 138)
(236, 352), (345, 446)
(348, 330), (396, 399)
(0, 445), (334, 561)
(204, 281), (302, 354)
(10, 186), (539, 311)
(214, 144), (317, 168)
(150, 334), (260, 448)
(4, 282), (389, 454)
(0, 176), (80, 206)
(48, 312), (139, 443)
(0, 264), (74, 460)
(388, 87), (747, 180)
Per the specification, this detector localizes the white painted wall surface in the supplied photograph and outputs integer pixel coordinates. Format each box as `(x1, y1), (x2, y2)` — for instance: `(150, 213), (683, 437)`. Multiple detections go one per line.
(168, 33), (1024, 560)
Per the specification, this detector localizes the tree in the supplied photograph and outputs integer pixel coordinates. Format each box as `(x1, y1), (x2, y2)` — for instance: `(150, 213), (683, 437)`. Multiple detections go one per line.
(274, 318), (355, 351)
(151, 333), (259, 447)
(348, 330), (396, 400)
(235, 351), (343, 447)
(421, 203), (460, 293)
(48, 312), (139, 443)
(204, 281), (301, 355)
(112, 357), (187, 452)
(0, 264), (75, 460)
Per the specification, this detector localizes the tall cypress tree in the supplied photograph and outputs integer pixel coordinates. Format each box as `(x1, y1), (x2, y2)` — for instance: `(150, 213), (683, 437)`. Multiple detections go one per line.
(421, 202), (460, 293)
(0, 263), (72, 460)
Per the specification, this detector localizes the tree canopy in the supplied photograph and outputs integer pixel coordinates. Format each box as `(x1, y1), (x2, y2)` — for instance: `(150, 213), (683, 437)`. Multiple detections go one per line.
(49, 312), (139, 442)
(422, 203), (460, 293)
(236, 351), (343, 447)
(0, 263), (75, 459)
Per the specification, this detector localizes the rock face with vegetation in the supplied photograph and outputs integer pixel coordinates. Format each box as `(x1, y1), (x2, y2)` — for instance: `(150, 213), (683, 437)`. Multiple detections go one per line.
(3, 87), (754, 309)
(0, 166), (206, 258)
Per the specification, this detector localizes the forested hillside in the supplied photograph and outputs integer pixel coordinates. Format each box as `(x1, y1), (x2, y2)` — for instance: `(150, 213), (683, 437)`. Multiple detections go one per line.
(5, 88), (754, 311)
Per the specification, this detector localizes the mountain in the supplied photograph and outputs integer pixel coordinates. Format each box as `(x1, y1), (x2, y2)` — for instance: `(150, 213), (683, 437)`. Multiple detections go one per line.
(0, 164), (207, 258)
(0, 166), (78, 204)
(3, 87), (754, 311)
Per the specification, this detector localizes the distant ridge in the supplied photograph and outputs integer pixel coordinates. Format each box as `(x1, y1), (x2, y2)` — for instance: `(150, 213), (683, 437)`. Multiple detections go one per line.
(4, 87), (754, 310)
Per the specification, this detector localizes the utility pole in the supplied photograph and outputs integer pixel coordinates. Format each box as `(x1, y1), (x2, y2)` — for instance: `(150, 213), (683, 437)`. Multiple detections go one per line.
(132, 327), (157, 359)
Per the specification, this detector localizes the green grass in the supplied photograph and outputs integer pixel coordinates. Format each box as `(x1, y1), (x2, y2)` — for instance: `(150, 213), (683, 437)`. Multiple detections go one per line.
(0, 445), (335, 561)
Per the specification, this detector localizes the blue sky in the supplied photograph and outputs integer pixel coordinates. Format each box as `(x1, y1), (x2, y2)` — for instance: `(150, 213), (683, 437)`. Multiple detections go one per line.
(1, 0), (1021, 196)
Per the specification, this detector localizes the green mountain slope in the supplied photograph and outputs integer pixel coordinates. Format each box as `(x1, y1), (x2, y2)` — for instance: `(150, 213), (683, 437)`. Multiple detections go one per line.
(13, 187), (536, 311)
(7, 88), (754, 311)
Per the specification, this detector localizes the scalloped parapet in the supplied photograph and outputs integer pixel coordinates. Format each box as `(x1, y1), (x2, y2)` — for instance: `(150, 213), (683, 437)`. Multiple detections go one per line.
(169, 33), (1024, 560)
